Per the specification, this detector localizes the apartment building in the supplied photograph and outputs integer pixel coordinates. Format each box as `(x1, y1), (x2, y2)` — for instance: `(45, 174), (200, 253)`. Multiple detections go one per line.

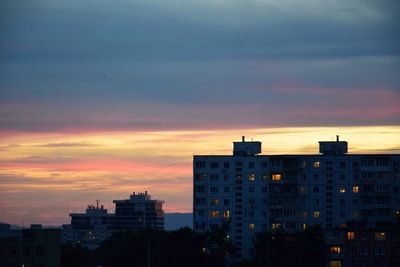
(193, 136), (400, 264)
(62, 191), (164, 248)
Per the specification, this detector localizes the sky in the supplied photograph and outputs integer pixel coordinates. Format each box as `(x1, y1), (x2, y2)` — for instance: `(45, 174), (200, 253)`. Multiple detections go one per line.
(0, 0), (399, 226)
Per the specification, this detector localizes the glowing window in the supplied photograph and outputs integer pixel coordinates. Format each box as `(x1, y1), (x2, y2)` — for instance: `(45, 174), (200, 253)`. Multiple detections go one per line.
(271, 173), (282, 181)
(313, 211), (320, 218)
(302, 224), (307, 230)
(210, 199), (219, 206)
(353, 186), (359, 193)
(313, 161), (320, 168)
(271, 223), (282, 230)
(248, 223), (255, 230)
(339, 187), (346, 193)
(329, 246), (341, 254)
(248, 174), (255, 181)
(347, 232), (355, 240)
(210, 211), (219, 218)
(374, 232), (386, 241)
(223, 210), (230, 219)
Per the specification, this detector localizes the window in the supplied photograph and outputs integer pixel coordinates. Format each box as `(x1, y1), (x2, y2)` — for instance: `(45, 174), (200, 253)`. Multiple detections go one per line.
(353, 186), (359, 193)
(261, 174), (268, 181)
(224, 187), (229, 193)
(329, 246), (341, 254)
(313, 211), (320, 218)
(196, 161), (205, 168)
(360, 247), (369, 256)
(36, 246), (44, 255)
(195, 173), (206, 180)
(248, 199), (255, 205)
(261, 161), (268, 168)
(223, 199), (229, 206)
(223, 210), (230, 218)
(224, 162), (230, 168)
(195, 198), (205, 205)
(313, 186), (319, 193)
(249, 187), (254, 193)
(339, 161), (346, 169)
(210, 175), (219, 181)
(210, 162), (219, 168)
(197, 210), (205, 216)
(249, 162), (255, 168)
(272, 223), (282, 229)
(248, 223), (255, 230)
(210, 199), (219, 206)
(210, 186), (218, 193)
(210, 211), (219, 218)
(313, 161), (320, 168)
(261, 187), (267, 193)
(374, 232), (386, 241)
(375, 247), (387, 256)
(339, 187), (346, 193)
(195, 185), (205, 193)
(271, 173), (282, 181)
(347, 231), (355, 240)
(224, 175), (229, 181)
(248, 174), (255, 181)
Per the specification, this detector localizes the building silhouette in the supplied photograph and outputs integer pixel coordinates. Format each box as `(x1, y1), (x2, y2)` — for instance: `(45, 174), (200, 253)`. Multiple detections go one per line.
(0, 224), (61, 267)
(193, 136), (400, 266)
(62, 191), (164, 248)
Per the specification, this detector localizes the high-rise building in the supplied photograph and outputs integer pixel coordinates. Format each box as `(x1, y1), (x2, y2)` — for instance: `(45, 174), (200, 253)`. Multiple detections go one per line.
(62, 191), (164, 248)
(193, 136), (400, 263)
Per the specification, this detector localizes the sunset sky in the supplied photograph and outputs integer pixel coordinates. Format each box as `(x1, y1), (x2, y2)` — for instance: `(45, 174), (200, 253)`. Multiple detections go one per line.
(1, 0), (399, 226)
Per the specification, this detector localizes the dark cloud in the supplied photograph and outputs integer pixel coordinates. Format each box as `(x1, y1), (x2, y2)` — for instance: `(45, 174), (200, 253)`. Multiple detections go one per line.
(0, 0), (399, 131)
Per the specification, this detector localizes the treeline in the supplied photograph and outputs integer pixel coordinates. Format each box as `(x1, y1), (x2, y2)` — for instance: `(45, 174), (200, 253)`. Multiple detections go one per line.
(61, 225), (324, 267)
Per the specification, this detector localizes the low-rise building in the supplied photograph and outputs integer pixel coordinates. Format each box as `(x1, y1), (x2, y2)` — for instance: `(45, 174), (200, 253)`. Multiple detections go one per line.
(0, 224), (61, 267)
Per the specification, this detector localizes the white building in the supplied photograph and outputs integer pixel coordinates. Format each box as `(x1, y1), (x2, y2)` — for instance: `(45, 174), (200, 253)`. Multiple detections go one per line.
(193, 136), (400, 260)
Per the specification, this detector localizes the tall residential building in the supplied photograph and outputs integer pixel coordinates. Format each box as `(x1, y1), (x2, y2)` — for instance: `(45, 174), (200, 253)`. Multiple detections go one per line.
(62, 191), (164, 248)
(193, 137), (400, 263)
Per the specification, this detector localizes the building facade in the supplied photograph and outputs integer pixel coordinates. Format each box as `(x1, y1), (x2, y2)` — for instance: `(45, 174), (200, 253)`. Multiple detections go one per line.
(62, 191), (164, 248)
(193, 137), (400, 264)
(0, 225), (61, 267)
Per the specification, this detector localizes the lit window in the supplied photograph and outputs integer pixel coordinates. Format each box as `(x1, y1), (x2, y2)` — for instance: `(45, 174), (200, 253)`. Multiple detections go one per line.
(261, 174), (268, 181)
(271, 173), (282, 181)
(339, 187), (346, 193)
(271, 223), (282, 229)
(248, 174), (255, 181)
(353, 186), (359, 193)
(210, 199), (219, 206)
(347, 232), (355, 240)
(248, 223), (255, 230)
(223, 210), (230, 219)
(329, 246), (341, 254)
(302, 224), (307, 231)
(210, 211), (219, 218)
(313, 211), (320, 218)
(313, 161), (320, 168)
(374, 232), (386, 241)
